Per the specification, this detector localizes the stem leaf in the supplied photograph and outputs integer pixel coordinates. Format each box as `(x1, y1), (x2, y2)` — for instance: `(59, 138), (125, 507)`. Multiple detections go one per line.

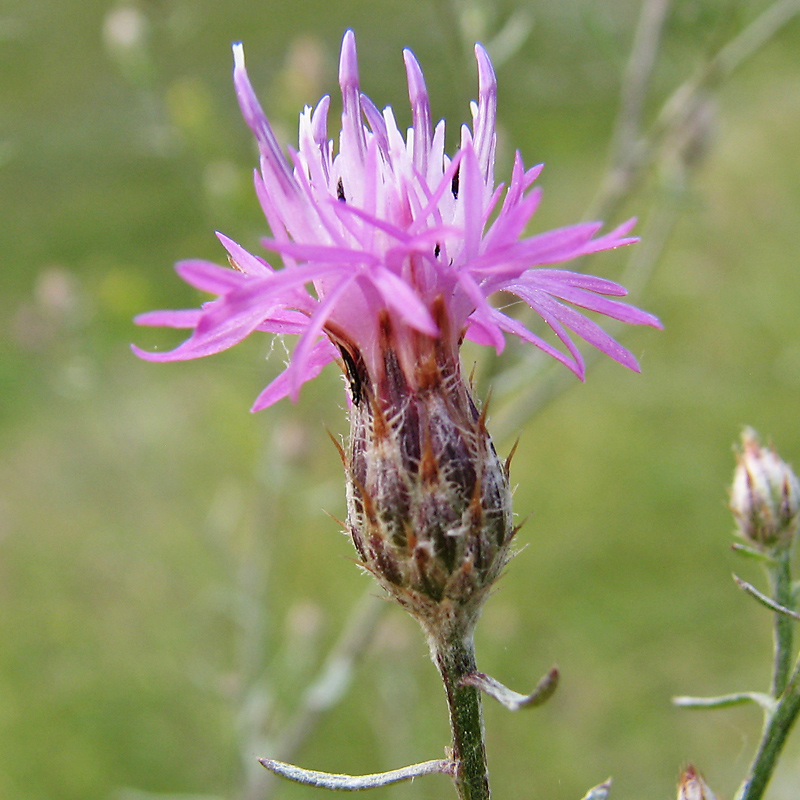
(258, 757), (455, 790)
(673, 692), (775, 713)
(731, 542), (779, 566)
(461, 665), (559, 711)
(733, 574), (800, 621)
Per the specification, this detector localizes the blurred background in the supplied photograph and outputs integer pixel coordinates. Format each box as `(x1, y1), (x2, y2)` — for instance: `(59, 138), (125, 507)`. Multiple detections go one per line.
(2, 0), (800, 798)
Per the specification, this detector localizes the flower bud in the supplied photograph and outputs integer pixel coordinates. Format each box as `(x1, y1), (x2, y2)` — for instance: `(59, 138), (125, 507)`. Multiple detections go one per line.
(341, 310), (515, 641)
(677, 766), (716, 800)
(731, 427), (800, 550)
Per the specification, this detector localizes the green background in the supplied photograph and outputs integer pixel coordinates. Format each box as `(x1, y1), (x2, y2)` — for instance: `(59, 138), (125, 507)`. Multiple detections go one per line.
(2, 1), (800, 798)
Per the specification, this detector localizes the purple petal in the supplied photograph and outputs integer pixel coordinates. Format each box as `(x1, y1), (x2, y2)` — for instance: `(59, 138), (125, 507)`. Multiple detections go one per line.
(135, 309), (203, 329)
(134, 267), (338, 363)
(360, 93), (390, 158)
(529, 269), (629, 296)
(482, 186), (542, 252)
(253, 169), (292, 249)
(460, 146), (484, 260)
(232, 43), (297, 196)
(174, 260), (247, 294)
(481, 306), (584, 377)
(403, 48), (432, 175)
(512, 222), (603, 264)
(513, 285), (641, 371)
(584, 217), (639, 251)
(371, 267), (438, 335)
(260, 238), (381, 268)
(255, 309), (312, 335)
(523, 161), (544, 189)
(215, 232), (273, 277)
(456, 270), (504, 350)
(470, 218), (640, 284)
(311, 95), (331, 150)
(523, 278), (662, 328)
(410, 149), (465, 237)
(463, 312), (504, 349)
(289, 276), (356, 400)
(472, 44), (497, 181)
(338, 30), (367, 165)
(327, 197), (415, 244)
(251, 338), (338, 411)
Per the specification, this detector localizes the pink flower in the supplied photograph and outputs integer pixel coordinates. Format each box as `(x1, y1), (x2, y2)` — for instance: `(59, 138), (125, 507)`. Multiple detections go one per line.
(133, 30), (661, 411)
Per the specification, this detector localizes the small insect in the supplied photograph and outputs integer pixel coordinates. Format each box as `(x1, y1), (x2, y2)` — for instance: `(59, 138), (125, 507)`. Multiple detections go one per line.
(338, 346), (363, 405)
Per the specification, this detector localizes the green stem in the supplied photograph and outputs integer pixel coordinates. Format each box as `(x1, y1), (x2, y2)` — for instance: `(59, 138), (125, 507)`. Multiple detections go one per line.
(737, 655), (800, 800)
(432, 633), (491, 800)
(769, 552), (793, 697)
(736, 547), (799, 800)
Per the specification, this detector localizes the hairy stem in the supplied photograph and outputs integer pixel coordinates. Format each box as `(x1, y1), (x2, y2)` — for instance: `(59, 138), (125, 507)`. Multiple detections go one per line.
(737, 656), (800, 800)
(431, 633), (491, 800)
(768, 552), (794, 698)
(735, 547), (800, 800)
(608, 0), (672, 187)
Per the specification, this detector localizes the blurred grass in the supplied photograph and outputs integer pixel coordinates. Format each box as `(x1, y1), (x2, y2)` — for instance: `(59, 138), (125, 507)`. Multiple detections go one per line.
(2, 1), (800, 799)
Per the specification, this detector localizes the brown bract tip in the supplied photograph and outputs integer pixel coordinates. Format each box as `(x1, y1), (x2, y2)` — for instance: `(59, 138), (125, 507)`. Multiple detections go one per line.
(326, 428), (348, 468)
(505, 436), (521, 478)
(369, 395), (390, 441)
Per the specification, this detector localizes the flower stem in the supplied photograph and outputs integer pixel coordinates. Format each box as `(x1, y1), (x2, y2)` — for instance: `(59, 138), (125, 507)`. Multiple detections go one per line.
(737, 655), (800, 800)
(768, 551), (793, 698)
(736, 548), (800, 800)
(431, 633), (491, 800)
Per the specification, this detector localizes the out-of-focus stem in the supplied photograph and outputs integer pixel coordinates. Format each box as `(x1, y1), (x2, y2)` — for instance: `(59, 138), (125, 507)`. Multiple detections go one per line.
(246, 590), (386, 800)
(768, 552), (793, 698)
(609, 0), (672, 176)
(431, 633), (491, 800)
(715, 0), (800, 79)
(588, 0), (800, 224)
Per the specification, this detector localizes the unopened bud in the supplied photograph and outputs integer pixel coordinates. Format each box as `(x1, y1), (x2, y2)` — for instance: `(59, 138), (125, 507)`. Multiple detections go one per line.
(731, 427), (800, 550)
(342, 310), (515, 641)
(677, 766), (716, 800)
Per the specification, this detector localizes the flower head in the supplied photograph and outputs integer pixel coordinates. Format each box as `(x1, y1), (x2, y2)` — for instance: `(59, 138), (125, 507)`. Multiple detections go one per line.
(731, 427), (800, 550)
(133, 30), (660, 411)
(677, 766), (716, 800)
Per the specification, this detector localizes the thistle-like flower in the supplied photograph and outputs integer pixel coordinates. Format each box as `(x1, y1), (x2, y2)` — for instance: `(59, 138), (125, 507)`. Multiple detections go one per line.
(134, 30), (663, 798)
(731, 427), (800, 551)
(134, 30), (659, 634)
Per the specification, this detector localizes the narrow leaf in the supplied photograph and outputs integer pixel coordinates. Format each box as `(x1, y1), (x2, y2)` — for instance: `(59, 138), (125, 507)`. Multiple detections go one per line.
(733, 574), (800, 621)
(730, 542), (778, 566)
(461, 666), (559, 711)
(673, 692), (775, 713)
(258, 758), (454, 790)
